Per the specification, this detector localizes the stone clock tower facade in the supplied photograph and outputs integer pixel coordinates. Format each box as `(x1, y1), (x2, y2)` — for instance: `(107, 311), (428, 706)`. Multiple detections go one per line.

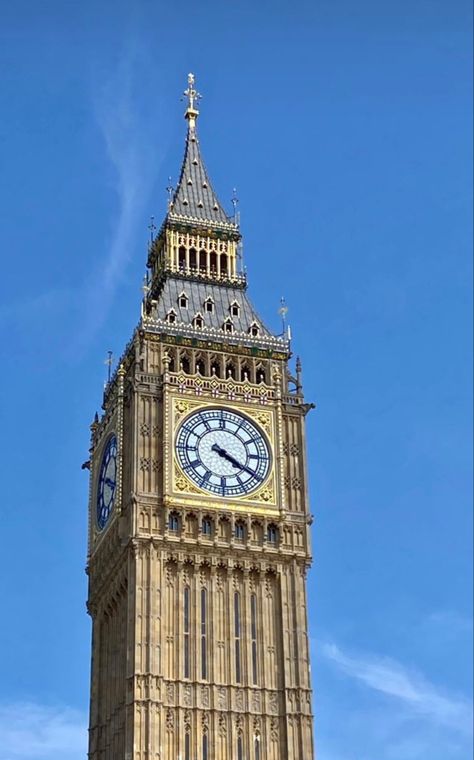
(86, 75), (315, 760)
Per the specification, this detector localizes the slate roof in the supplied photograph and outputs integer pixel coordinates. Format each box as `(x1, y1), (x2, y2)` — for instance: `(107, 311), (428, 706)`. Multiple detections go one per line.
(152, 277), (273, 337)
(169, 125), (233, 226)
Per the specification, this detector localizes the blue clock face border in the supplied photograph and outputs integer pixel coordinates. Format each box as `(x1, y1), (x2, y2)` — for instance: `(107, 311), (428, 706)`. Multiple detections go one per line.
(175, 407), (271, 497)
(96, 434), (118, 530)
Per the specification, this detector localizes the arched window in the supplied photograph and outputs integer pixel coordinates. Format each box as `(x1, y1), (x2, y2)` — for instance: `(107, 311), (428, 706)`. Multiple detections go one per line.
(255, 736), (260, 760)
(240, 363), (251, 382)
(249, 322), (260, 337)
(210, 251), (217, 273)
(178, 292), (189, 308)
(180, 355), (190, 374)
(189, 247), (197, 270)
(234, 592), (241, 683)
(202, 734), (208, 760)
(210, 361), (221, 378)
(202, 517), (213, 537)
(230, 301), (240, 317)
(166, 309), (177, 324)
(256, 367), (266, 384)
(235, 521), (245, 542)
(195, 357), (205, 374)
(201, 588), (208, 679)
(237, 735), (243, 760)
(204, 297), (214, 313)
(169, 512), (179, 532)
(199, 249), (207, 271)
(226, 362), (236, 379)
(183, 586), (190, 678)
(193, 314), (204, 330)
(185, 733), (190, 760)
(220, 253), (228, 275)
(267, 524), (278, 545)
(223, 319), (234, 334)
(178, 246), (186, 270)
(251, 593), (258, 684)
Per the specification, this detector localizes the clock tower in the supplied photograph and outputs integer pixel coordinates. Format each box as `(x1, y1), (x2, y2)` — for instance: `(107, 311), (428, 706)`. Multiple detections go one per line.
(86, 74), (315, 760)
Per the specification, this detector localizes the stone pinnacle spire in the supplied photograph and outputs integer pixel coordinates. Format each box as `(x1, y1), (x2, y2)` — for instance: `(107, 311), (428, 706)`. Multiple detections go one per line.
(168, 73), (234, 228)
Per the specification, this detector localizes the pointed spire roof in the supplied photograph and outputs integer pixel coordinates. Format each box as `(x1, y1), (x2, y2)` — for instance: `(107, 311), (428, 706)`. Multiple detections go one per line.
(168, 74), (235, 228)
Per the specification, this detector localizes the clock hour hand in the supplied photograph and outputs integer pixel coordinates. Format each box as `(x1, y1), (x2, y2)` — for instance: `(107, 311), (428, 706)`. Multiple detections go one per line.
(211, 444), (258, 479)
(105, 477), (116, 488)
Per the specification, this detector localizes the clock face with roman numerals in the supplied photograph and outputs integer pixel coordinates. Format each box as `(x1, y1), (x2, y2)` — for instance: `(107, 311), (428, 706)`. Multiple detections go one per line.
(96, 434), (117, 530)
(175, 408), (271, 497)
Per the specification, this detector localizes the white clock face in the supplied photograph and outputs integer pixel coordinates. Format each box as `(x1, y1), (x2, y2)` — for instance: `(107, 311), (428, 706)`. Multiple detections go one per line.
(176, 408), (271, 497)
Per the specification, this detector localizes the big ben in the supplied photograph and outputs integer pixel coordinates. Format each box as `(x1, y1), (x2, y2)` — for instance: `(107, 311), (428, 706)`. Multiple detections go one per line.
(86, 74), (315, 760)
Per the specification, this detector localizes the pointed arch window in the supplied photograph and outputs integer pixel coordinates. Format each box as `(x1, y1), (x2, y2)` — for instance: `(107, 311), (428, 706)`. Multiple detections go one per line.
(249, 321), (260, 337)
(235, 521), (245, 542)
(166, 309), (177, 324)
(178, 246), (186, 270)
(267, 523), (279, 545)
(202, 734), (208, 760)
(201, 588), (208, 679)
(230, 300), (240, 317)
(251, 593), (258, 684)
(234, 591), (242, 683)
(202, 517), (213, 537)
(223, 319), (234, 334)
(237, 735), (243, 760)
(178, 292), (189, 308)
(204, 297), (214, 313)
(169, 512), (180, 532)
(183, 586), (190, 678)
(180, 355), (191, 374)
(255, 736), (261, 760)
(193, 313), (204, 329)
(185, 733), (191, 760)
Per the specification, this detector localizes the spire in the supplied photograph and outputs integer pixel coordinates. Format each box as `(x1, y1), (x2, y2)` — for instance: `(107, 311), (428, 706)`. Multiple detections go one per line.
(168, 73), (233, 227)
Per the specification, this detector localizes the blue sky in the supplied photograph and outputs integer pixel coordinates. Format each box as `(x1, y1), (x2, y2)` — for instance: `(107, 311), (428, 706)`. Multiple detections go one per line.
(0, 1), (472, 758)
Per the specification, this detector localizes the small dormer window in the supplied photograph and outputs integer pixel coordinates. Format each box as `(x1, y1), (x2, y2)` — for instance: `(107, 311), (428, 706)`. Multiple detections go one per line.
(230, 301), (240, 317)
(193, 314), (204, 329)
(178, 292), (189, 308)
(223, 319), (234, 334)
(166, 309), (177, 324)
(204, 297), (214, 313)
(187, 178), (193, 185)
(249, 322), (260, 337)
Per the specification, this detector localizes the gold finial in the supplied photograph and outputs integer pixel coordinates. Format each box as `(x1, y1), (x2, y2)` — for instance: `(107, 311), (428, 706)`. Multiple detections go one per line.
(183, 72), (201, 128)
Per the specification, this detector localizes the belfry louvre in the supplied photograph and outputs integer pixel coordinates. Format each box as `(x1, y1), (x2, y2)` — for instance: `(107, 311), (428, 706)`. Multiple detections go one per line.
(86, 74), (315, 760)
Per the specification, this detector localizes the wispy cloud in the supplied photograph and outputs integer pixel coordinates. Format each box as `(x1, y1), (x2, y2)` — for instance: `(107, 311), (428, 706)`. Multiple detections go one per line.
(321, 640), (473, 736)
(77, 42), (168, 351)
(0, 702), (86, 760)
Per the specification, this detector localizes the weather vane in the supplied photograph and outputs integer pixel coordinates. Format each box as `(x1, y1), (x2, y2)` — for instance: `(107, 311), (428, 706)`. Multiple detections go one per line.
(104, 350), (113, 384)
(278, 296), (290, 338)
(183, 72), (201, 112)
(148, 216), (156, 245)
(231, 188), (239, 224)
(166, 177), (174, 209)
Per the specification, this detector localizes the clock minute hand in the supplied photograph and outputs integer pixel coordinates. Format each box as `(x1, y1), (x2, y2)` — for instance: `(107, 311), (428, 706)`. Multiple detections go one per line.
(211, 444), (258, 479)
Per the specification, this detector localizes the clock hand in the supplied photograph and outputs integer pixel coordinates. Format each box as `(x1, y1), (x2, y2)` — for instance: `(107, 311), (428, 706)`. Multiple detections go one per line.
(105, 477), (116, 488)
(211, 444), (259, 479)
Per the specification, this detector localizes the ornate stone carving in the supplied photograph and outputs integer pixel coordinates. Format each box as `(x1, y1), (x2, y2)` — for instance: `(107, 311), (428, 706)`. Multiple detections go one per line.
(183, 685), (192, 706)
(270, 717), (279, 741)
(269, 692), (278, 714)
(218, 713), (227, 737)
(235, 688), (244, 711)
(200, 685), (210, 708)
(165, 708), (174, 730)
(217, 687), (227, 710)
